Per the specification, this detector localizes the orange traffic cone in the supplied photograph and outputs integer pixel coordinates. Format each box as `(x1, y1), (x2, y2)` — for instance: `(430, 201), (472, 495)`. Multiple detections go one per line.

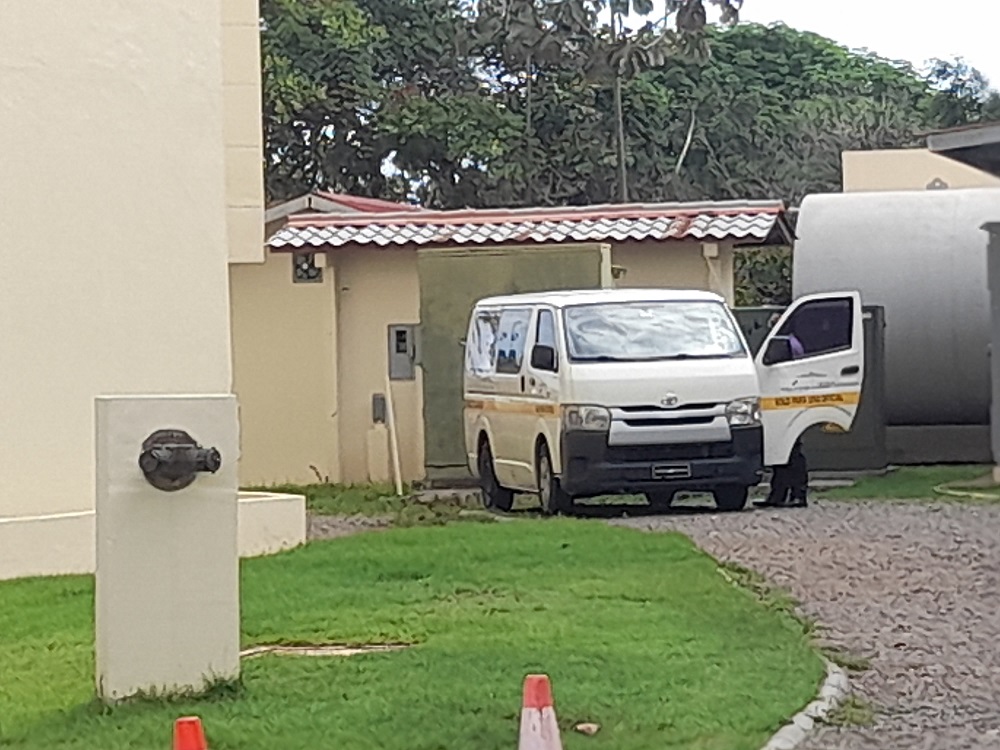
(173, 716), (207, 750)
(518, 674), (563, 750)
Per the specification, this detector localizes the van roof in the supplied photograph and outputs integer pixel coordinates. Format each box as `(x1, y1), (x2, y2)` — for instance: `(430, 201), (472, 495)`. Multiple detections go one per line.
(474, 288), (726, 309)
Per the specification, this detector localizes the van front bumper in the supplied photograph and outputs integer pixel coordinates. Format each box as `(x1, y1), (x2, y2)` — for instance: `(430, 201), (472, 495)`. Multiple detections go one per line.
(558, 425), (764, 498)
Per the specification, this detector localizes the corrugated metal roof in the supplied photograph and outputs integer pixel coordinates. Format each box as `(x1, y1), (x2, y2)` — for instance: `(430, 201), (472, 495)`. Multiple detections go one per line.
(264, 191), (423, 225)
(924, 119), (1000, 138)
(926, 120), (1000, 178)
(311, 191), (425, 213)
(268, 199), (791, 249)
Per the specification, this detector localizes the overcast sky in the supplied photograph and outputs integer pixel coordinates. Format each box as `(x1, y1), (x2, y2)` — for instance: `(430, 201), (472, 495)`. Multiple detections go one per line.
(633, 0), (1000, 87)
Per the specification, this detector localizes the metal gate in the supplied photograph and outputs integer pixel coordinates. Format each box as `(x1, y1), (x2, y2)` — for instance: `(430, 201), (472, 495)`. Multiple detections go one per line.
(418, 244), (610, 482)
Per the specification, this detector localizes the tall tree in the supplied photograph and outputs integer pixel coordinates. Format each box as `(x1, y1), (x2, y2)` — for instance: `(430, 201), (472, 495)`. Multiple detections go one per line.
(261, 0), (387, 201)
(643, 22), (939, 205)
(261, 4), (999, 212)
(925, 56), (1000, 128)
(600, 0), (740, 201)
(472, 0), (742, 203)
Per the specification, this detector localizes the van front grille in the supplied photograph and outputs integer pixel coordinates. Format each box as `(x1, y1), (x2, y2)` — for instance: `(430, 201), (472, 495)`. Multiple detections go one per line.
(622, 416), (716, 428)
(606, 442), (733, 463)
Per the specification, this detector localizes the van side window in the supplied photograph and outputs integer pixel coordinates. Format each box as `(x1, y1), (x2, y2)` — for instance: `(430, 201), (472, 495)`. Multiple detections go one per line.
(777, 298), (852, 357)
(495, 308), (532, 375)
(465, 311), (499, 375)
(536, 309), (557, 350)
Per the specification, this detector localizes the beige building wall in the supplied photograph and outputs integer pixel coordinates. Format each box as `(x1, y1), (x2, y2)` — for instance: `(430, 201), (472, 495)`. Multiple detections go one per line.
(230, 239), (341, 486)
(223, 0), (266, 264)
(335, 247), (425, 484)
(1, 0), (237, 518)
(842, 149), (1000, 192)
(612, 241), (735, 304)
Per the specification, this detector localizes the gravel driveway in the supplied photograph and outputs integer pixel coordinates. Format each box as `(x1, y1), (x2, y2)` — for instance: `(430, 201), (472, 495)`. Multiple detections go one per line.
(613, 500), (1000, 749)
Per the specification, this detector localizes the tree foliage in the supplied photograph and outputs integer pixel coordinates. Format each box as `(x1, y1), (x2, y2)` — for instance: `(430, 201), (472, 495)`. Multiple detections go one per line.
(261, 1), (1000, 301)
(925, 56), (1000, 128)
(261, 0), (387, 200)
(262, 3), (997, 208)
(641, 22), (944, 205)
(262, 0), (745, 205)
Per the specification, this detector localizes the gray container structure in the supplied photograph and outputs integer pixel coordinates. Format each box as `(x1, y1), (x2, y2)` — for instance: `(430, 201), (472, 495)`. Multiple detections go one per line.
(792, 188), (1000, 464)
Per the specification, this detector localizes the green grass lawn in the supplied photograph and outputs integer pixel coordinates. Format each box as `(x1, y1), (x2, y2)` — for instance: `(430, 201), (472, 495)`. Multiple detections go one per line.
(250, 482), (413, 516)
(816, 465), (993, 500)
(0, 521), (823, 750)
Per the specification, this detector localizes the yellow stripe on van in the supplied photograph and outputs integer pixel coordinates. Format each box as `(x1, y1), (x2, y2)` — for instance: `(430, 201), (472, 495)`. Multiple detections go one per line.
(760, 391), (860, 411)
(464, 399), (558, 416)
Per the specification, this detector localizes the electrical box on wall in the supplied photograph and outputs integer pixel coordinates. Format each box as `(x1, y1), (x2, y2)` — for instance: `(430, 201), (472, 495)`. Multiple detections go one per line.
(372, 393), (387, 424)
(388, 324), (418, 380)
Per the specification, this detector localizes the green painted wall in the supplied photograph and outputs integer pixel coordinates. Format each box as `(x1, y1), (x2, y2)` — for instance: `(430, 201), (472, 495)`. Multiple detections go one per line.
(418, 245), (605, 478)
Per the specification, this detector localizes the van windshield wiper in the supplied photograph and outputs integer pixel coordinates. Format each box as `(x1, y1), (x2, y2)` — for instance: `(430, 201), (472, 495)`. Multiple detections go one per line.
(572, 352), (739, 362)
(572, 355), (632, 362)
(668, 352), (739, 360)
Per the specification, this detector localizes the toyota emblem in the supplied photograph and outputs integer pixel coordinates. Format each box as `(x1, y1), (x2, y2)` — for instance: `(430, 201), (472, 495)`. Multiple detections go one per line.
(660, 394), (679, 408)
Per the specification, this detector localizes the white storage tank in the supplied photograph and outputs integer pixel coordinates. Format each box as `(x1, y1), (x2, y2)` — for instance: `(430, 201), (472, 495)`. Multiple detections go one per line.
(793, 188), (1000, 427)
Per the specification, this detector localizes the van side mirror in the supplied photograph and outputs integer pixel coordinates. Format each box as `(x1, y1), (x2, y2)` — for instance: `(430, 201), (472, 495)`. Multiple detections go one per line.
(763, 336), (793, 366)
(530, 344), (557, 372)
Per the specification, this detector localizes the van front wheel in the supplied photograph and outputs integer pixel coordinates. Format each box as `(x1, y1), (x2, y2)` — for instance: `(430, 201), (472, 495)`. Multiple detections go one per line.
(713, 485), (749, 512)
(478, 441), (514, 512)
(537, 444), (571, 516)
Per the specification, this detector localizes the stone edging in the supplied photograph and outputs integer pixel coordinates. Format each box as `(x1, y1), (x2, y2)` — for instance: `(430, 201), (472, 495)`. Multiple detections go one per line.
(760, 660), (850, 750)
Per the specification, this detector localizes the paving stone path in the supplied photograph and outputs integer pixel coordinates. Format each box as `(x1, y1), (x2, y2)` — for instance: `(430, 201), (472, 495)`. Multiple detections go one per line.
(613, 500), (1000, 750)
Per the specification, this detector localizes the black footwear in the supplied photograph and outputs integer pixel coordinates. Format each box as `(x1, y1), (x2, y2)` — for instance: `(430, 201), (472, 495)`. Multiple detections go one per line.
(754, 496), (788, 508)
(787, 496), (808, 508)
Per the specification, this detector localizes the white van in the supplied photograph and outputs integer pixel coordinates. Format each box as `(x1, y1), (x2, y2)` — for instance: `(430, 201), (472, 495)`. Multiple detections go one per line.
(463, 288), (864, 513)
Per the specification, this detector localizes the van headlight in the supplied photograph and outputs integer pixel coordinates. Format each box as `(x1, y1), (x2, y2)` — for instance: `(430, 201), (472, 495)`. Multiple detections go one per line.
(562, 405), (611, 432)
(725, 398), (761, 426)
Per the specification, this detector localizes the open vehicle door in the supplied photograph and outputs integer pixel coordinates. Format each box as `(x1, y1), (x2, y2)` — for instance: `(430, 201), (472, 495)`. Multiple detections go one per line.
(755, 291), (865, 467)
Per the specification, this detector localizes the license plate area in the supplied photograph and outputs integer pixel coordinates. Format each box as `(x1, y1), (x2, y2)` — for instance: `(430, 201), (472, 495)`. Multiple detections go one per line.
(651, 463), (692, 480)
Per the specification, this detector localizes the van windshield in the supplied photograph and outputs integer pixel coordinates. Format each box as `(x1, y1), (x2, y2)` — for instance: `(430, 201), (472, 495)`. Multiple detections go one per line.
(563, 300), (747, 362)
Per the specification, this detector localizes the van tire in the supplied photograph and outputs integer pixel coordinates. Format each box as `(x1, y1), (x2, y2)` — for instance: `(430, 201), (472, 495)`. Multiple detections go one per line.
(478, 440), (514, 512)
(537, 443), (570, 516)
(713, 485), (749, 512)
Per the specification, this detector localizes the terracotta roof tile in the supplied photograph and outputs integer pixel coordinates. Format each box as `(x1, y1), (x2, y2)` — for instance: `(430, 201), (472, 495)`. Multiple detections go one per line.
(269, 199), (790, 249)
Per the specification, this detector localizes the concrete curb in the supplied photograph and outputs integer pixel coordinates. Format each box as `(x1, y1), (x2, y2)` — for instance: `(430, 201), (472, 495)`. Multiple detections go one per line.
(760, 660), (849, 750)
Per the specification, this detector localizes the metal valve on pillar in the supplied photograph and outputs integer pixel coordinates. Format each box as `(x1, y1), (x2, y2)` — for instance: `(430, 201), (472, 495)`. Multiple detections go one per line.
(138, 429), (222, 491)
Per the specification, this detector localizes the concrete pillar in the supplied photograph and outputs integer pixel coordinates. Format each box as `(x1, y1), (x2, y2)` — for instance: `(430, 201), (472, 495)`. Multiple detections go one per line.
(325, 252), (343, 483)
(985, 223), (1000, 475)
(598, 243), (614, 288)
(95, 395), (240, 702)
(702, 242), (734, 304)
